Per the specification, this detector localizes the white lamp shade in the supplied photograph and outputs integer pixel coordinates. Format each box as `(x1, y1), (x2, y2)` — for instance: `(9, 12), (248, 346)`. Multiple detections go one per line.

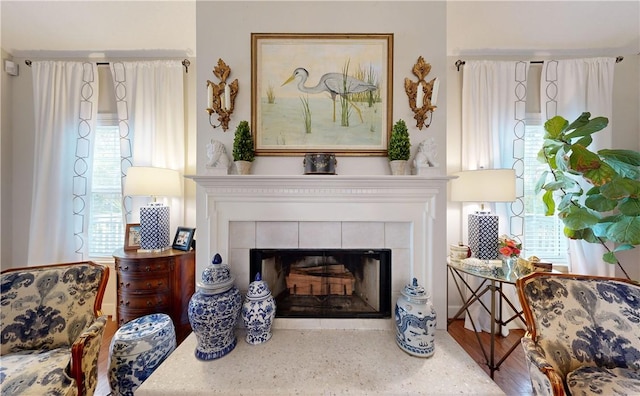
(124, 167), (182, 198)
(451, 169), (516, 260)
(450, 169), (516, 203)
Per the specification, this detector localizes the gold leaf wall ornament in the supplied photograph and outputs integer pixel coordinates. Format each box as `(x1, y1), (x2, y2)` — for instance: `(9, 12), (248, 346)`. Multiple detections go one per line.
(206, 58), (238, 131)
(411, 56), (432, 81)
(213, 59), (231, 82)
(405, 56), (439, 130)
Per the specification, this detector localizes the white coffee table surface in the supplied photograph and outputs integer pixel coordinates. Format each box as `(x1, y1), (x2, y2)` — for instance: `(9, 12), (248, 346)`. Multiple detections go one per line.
(136, 329), (505, 395)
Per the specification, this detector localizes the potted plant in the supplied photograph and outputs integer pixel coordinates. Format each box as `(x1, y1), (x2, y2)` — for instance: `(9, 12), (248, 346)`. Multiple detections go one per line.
(232, 120), (255, 174)
(388, 119), (411, 175)
(537, 112), (640, 279)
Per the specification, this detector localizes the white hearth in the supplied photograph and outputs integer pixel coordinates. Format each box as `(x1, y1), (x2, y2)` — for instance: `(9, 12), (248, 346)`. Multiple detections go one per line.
(190, 175), (451, 330)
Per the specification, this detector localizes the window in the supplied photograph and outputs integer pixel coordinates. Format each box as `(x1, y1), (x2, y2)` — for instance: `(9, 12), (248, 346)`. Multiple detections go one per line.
(522, 115), (568, 264)
(88, 116), (124, 257)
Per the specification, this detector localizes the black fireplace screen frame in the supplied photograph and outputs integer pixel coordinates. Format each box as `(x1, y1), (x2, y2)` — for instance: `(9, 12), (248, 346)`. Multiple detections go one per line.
(250, 248), (392, 319)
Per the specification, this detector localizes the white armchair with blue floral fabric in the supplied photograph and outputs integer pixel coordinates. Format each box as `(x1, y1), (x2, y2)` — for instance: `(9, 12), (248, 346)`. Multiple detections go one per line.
(516, 272), (640, 396)
(1, 261), (109, 395)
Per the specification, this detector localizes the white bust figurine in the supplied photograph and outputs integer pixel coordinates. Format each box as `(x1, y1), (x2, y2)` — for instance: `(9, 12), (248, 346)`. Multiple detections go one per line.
(413, 137), (439, 168)
(205, 139), (230, 170)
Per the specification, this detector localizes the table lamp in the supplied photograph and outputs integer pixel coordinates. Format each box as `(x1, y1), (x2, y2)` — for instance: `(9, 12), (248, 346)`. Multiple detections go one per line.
(450, 169), (516, 260)
(124, 166), (181, 250)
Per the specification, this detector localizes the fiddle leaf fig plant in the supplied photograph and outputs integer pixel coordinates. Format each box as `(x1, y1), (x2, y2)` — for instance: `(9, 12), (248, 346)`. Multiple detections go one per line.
(536, 112), (640, 278)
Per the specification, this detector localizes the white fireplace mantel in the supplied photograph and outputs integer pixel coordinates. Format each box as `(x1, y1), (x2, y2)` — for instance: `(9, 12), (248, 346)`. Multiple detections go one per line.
(189, 174), (452, 329)
(189, 174), (451, 195)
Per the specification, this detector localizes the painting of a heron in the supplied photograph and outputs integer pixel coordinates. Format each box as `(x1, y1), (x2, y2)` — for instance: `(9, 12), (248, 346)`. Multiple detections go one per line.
(252, 33), (393, 155)
(281, 66), (378, 124)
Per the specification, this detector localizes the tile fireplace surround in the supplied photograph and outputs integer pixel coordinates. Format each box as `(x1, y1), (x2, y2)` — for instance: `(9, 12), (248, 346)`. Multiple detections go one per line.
(190, 175), (451, 330)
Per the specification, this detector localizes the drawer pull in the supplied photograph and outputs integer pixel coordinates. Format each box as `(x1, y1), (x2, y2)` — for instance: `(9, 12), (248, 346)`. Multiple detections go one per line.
(145, 266), (151, 271)
(120, 300), (130, 306)
(122, 265), (129, 271)
(146, 282), (152, 287)
(120, 282), (130, 288)
(147, 300), (153, 306)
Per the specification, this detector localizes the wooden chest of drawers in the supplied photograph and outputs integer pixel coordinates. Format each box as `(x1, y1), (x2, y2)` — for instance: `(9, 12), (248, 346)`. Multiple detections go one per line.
(113, 248), (195, 344)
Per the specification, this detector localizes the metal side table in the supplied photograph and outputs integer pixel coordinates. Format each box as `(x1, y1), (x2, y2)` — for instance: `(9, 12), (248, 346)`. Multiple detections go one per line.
(447, 260), (526, 378)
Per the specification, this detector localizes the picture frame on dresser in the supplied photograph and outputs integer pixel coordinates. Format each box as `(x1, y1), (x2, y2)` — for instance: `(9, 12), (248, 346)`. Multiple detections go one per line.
(172, 227), (195, 251)
(124, 223), (141, 250)
(251, 33), (394, 156)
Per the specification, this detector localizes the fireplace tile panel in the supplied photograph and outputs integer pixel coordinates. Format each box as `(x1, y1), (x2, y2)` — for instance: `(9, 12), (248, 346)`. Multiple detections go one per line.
(341, 222), (385, 248)
(229, 247), (251, 290)
(391, 248), (412, 293)
(256, 221), (299, 248)
(229, 221), (256, 248)
(384, 222), (412, 248)
(299, 222), (342, 248)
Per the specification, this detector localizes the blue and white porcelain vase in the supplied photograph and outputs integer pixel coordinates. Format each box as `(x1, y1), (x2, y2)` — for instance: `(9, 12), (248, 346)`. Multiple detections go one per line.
(188, 253), (242, 360)
(241, 272), (276, 344)
(394, 277), (437, 358)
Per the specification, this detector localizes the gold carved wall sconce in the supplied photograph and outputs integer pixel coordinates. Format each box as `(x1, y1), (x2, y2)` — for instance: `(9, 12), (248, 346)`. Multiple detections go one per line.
(206, 58), (238, 131)
(404, 56), (439, 130)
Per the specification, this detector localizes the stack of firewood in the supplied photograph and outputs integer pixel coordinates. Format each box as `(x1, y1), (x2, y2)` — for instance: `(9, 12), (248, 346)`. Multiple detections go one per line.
(286, 264), (355, 296)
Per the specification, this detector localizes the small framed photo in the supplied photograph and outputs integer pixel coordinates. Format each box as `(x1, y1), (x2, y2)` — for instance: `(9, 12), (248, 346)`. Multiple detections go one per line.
(172, 227), (196, 251)
(124, 223), (141, 251)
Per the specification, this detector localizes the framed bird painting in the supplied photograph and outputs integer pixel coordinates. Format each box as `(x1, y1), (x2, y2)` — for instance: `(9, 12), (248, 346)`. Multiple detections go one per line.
(251, 33), (393, 156)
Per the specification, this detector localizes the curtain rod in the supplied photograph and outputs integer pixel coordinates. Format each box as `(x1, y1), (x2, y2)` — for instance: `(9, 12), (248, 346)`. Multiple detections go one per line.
(455, 56), (624, 71)
(25, 59), (191, 73)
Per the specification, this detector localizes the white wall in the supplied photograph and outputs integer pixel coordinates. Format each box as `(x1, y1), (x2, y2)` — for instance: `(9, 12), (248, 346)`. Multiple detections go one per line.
(0, 48), (9, 268)
(3, 58), (35, 269)
(194, 1), (447, 176)
(1, 1), (196, 56)
(447, 1), (639, 57)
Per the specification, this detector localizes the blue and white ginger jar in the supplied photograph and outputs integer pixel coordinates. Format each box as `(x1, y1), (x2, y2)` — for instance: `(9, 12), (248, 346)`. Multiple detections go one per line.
(188, 253), (241, 360)
(394, 277), (437, 357)
(241, 272), (276, 344)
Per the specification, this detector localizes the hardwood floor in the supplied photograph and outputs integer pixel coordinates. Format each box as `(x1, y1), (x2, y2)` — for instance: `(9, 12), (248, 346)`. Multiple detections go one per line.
(95, 318), (532, 396)
(448, 319), (533, 395)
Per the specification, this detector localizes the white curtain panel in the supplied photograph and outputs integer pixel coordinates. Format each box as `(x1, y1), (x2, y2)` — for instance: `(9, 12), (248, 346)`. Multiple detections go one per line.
(461, 60), (530, 335)
(110, 60), (185, 232)
(540, 57), (616, 276)
(29, 61), (99, 264)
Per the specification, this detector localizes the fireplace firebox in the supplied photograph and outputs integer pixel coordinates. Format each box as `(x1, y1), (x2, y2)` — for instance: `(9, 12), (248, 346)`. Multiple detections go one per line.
(250, 249), (391, 319)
